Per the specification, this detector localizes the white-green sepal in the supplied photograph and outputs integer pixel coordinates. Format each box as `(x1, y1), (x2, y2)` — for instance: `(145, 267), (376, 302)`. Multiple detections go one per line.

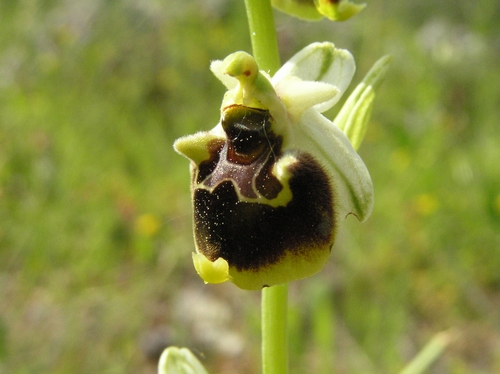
(291, 108), (373, 221)
(334, 55), (392, 150)
(273, 42), (355, 113)
(210, 59), (237, 90)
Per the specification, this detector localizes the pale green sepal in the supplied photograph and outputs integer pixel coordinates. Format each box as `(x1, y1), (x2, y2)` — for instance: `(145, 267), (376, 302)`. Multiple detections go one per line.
(291, 108), (373, 221)
(334, 55), (391, 150)
(273, 42), (355, 112)
(158, 346), (209, 374)
(314, 0), (366, 21)
(271, 0), (323, 21)
(192, 253), (232, 284)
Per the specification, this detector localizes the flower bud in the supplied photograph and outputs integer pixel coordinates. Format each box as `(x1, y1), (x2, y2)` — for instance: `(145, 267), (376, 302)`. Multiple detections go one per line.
(272, 0), (365, 21)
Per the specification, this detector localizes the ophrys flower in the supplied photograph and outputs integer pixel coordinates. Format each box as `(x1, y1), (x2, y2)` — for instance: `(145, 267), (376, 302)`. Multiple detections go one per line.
(174, 42), (390, 290)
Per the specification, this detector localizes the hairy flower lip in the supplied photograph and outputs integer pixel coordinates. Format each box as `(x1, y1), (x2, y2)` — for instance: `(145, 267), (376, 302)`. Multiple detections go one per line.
(174, 42), (390, 289)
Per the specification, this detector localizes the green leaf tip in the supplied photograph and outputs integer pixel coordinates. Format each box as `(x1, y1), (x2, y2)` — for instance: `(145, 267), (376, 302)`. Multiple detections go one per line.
(400, 329), (458, 374)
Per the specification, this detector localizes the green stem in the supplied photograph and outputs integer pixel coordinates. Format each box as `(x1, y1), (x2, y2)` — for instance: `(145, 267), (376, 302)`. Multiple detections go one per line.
(262, 284), (289, 374)
(243, 2), (288, 374)
(244, 0), (281, 74)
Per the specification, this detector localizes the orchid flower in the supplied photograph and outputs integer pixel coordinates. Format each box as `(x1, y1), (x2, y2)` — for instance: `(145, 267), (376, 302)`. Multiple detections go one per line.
(174, 42), (390, 290)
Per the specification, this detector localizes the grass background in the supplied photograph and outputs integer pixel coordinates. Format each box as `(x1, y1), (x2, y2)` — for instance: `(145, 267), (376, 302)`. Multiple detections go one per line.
(1, 0), (499, 373)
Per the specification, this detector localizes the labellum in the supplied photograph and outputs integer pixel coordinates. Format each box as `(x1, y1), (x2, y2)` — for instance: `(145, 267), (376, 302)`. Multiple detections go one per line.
(174, 43), (389, 290)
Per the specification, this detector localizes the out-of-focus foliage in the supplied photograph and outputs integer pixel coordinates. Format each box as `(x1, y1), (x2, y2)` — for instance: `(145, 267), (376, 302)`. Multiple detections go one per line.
(0, 1), (499, 373)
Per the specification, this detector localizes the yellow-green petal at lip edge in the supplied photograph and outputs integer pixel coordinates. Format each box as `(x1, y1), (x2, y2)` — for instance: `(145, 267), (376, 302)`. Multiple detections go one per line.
(314, 0), (366, 21)
(192, 253), (232, 284)
(271, 0), (324, 20)
(272, 42), (355, 112)
(173, 130), (224, 165)
(158, 346), (208, 374)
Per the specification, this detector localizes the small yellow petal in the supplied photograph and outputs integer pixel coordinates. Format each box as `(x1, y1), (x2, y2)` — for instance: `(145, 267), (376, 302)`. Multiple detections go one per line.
(173, 131), (224, 165)
(192, 253), (232, 284)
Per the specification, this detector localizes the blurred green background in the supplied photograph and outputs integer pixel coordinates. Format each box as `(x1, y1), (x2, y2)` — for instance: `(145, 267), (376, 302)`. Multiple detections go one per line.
(1, 0), (499, 373)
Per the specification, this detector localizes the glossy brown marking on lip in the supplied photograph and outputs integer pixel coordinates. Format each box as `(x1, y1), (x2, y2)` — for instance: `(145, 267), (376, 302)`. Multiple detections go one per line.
(255, 153), (284, 199)
(197, 105), (283, 200)
(193, 151), (336, 271)
(196, 139), (225, 184)
(222, 105), (274, 164)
